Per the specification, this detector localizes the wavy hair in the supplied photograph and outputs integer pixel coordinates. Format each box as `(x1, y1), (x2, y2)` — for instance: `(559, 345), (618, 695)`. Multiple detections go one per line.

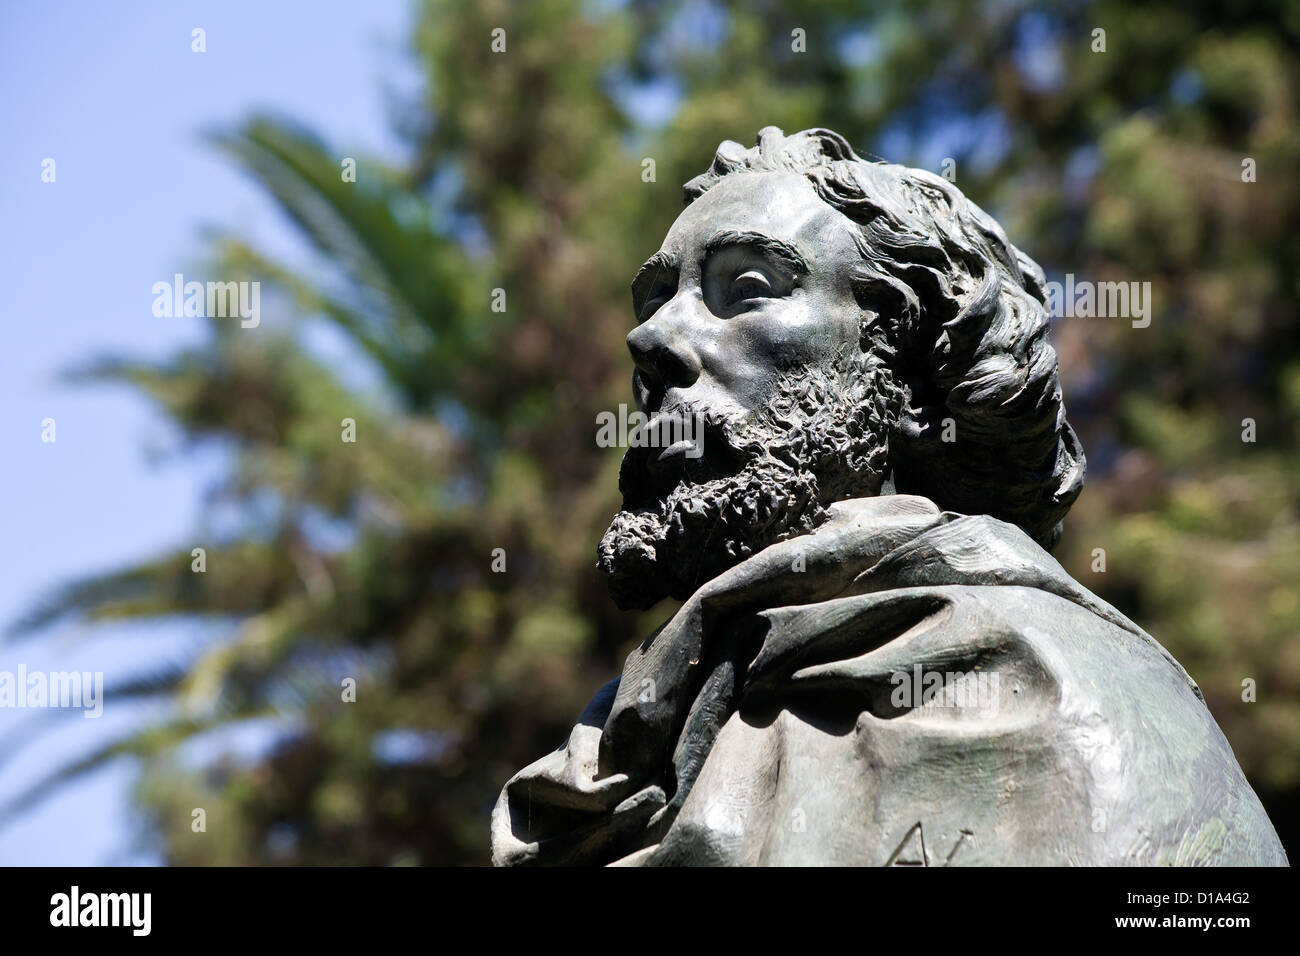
(682, 126), (1085, 548)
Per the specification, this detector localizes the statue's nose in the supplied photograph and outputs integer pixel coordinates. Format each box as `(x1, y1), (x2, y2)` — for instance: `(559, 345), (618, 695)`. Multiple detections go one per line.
(627, 318), (702, 393)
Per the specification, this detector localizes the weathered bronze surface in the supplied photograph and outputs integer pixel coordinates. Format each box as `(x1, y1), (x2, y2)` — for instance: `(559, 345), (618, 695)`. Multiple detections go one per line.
(491, 128), (1287, 866)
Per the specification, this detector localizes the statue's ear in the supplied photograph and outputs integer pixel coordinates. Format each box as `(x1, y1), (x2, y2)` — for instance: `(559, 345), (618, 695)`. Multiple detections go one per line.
(850, 272), (915, 353)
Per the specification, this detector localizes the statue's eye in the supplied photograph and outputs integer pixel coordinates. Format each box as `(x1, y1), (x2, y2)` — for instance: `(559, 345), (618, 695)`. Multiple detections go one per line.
(728, 269), (774, 304)
(638, 293), (670, 322)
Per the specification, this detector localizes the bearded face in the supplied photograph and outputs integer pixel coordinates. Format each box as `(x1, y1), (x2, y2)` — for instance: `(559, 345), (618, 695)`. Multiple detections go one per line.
(596, 170), (902, 610)
(598, 352), (900, 609)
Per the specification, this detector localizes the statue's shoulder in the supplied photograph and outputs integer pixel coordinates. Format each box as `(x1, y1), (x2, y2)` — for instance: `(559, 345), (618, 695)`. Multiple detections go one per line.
(829, 503), (1209, 718)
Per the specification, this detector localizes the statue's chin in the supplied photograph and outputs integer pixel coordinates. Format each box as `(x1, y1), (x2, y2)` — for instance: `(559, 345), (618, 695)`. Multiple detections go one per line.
(597, 464), (831, 610)
(598, 434), (886, 611)
(596, 509), (673, 611)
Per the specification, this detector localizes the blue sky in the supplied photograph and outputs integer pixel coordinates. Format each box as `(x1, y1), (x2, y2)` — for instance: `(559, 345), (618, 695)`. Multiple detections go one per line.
(0, 0), (415, 865)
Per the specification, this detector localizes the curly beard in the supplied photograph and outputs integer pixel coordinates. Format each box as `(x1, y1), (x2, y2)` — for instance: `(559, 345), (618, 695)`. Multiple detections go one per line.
(597, 350), (902, 610)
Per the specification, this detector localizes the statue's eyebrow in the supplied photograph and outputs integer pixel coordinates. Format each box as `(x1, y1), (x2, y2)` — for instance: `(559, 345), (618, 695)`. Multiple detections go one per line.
(704, 230), (809, 275)
(631, 250), (679, 315)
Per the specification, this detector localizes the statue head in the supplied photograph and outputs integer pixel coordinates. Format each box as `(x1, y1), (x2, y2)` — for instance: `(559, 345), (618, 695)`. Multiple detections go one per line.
(598, 126), (1085, 610)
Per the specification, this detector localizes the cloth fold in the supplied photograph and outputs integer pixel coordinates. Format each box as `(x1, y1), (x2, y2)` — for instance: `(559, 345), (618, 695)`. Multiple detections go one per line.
(491, 495), (1287, 866)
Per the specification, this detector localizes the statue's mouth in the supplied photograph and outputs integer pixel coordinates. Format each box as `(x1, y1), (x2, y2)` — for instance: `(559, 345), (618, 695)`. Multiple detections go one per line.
(656, 438), (698, 461)
(618, 409), (750, 510)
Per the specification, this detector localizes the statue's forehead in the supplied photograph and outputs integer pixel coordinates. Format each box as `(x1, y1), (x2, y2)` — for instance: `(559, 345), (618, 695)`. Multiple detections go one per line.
(659, 170), (846, 262)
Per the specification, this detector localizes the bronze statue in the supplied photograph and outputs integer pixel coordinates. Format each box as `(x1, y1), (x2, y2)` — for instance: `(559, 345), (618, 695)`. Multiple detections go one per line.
(491, 127), (1288, 866)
